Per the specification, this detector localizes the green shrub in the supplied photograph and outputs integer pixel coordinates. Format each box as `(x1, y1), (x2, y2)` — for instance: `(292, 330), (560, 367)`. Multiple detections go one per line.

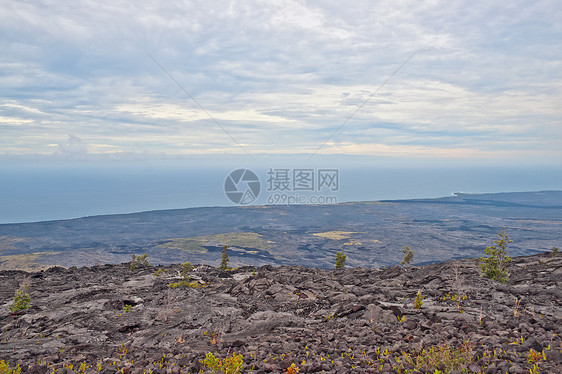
(168, 280), (204, 288)
(0, 360), (22, 374)
(401, 246), (414, 266)
(390, 342), (475, 373)
(181, 262), (194, 279)
(479, 227), (512, 282)
(413, 290), (423, 309)
(219, 245), (230, 271)
(153, 269), (167, 277)
(9, 280), (31, 313)
(335, 251), (346, 269)
(551, 246), (559, 256)
(130, 254), (150, 271)
(203, 352), (243, 374)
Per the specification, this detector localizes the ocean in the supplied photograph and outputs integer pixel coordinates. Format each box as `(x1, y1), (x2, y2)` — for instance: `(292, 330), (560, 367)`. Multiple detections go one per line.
(1, 164), (561, 224)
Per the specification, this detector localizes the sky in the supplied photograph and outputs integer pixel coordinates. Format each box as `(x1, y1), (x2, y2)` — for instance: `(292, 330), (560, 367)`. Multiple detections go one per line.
(1, 0), (561, 167)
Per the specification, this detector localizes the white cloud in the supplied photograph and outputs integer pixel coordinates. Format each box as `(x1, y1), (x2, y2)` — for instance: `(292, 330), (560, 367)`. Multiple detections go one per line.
(0, 0), (560, 164)
(54, 134), (89, 158)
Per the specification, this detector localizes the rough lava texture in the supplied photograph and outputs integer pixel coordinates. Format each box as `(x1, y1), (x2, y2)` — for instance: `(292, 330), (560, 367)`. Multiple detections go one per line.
(1, 253), (561, 373)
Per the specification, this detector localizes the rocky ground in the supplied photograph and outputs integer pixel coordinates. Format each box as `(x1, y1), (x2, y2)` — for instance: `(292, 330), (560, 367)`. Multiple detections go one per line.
(1, 252), (561, 374)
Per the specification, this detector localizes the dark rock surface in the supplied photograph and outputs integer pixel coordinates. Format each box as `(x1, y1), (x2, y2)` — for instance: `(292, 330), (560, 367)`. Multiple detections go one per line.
(1, 253), (561, 373)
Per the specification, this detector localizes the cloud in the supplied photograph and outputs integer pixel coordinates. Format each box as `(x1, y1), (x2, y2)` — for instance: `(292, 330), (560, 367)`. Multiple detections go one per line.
(0, 0), (560, 165)
(54, 134), (89, 158)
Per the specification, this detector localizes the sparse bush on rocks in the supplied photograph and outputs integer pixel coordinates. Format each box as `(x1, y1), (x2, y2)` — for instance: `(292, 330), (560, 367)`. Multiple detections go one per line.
(203, 352), (243, 374)
(130, 253), (150, 271)
(284, 363), (300, 373)
(335, 251), (346, 269)
(156, 288), (177, 322)
(180, 262), (194, 279)
(9, 278), (31, 313)
(210, 327), (223, 345)
(401, 245), (414, 266)
(451, 260), (467, 311)
(527, 348), (546, 364)
(153, 268), (168, 277)
(168, 280), (204, 288)
(388, 341), (475, 373)
(166, 261), (205, 288)
(0, 359), (22, 374)
(2, 252), (561, 373)
(479, 227), (512, 282)
(413, 290), (423, 309)
(551, 246), (559, 256)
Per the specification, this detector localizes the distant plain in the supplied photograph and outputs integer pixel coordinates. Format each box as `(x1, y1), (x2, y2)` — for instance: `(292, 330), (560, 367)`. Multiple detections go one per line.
(0, 191), (560, 271)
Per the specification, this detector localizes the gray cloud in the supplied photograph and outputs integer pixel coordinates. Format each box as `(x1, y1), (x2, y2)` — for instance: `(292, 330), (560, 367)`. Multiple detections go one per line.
(0, 0), (561, 163)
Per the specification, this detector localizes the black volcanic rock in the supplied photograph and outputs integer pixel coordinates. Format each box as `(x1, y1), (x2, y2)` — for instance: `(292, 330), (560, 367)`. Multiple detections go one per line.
(0, 253), (561, 373)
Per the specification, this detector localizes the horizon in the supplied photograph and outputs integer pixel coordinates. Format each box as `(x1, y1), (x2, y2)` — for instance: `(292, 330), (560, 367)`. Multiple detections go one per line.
(1, 166), (561, 225)
(2, 1), (562, 225)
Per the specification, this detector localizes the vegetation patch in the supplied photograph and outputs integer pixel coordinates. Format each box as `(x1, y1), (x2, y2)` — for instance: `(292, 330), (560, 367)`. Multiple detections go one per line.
(0, 252), (60, 272)
(342, 239), (363, 246)
(158, 232), (273, 254)
(0, 359), (22, 374)
(167, 280), (205, 288)
(388, 342), (475, 373)
(203, 352), (243, 374)
(312, 231), (358, 240)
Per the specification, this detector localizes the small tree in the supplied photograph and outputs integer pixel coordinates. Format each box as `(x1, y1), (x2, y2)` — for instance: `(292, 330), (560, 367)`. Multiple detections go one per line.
(479, 227), (512, 283)
(130, 254), (150, 271)
(9, 279), (31, 313)
(181, 262), (194, 280)
(401, 246), (414, 266)
(335, 251), (346, 269)
(220, 245), (230, 271)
